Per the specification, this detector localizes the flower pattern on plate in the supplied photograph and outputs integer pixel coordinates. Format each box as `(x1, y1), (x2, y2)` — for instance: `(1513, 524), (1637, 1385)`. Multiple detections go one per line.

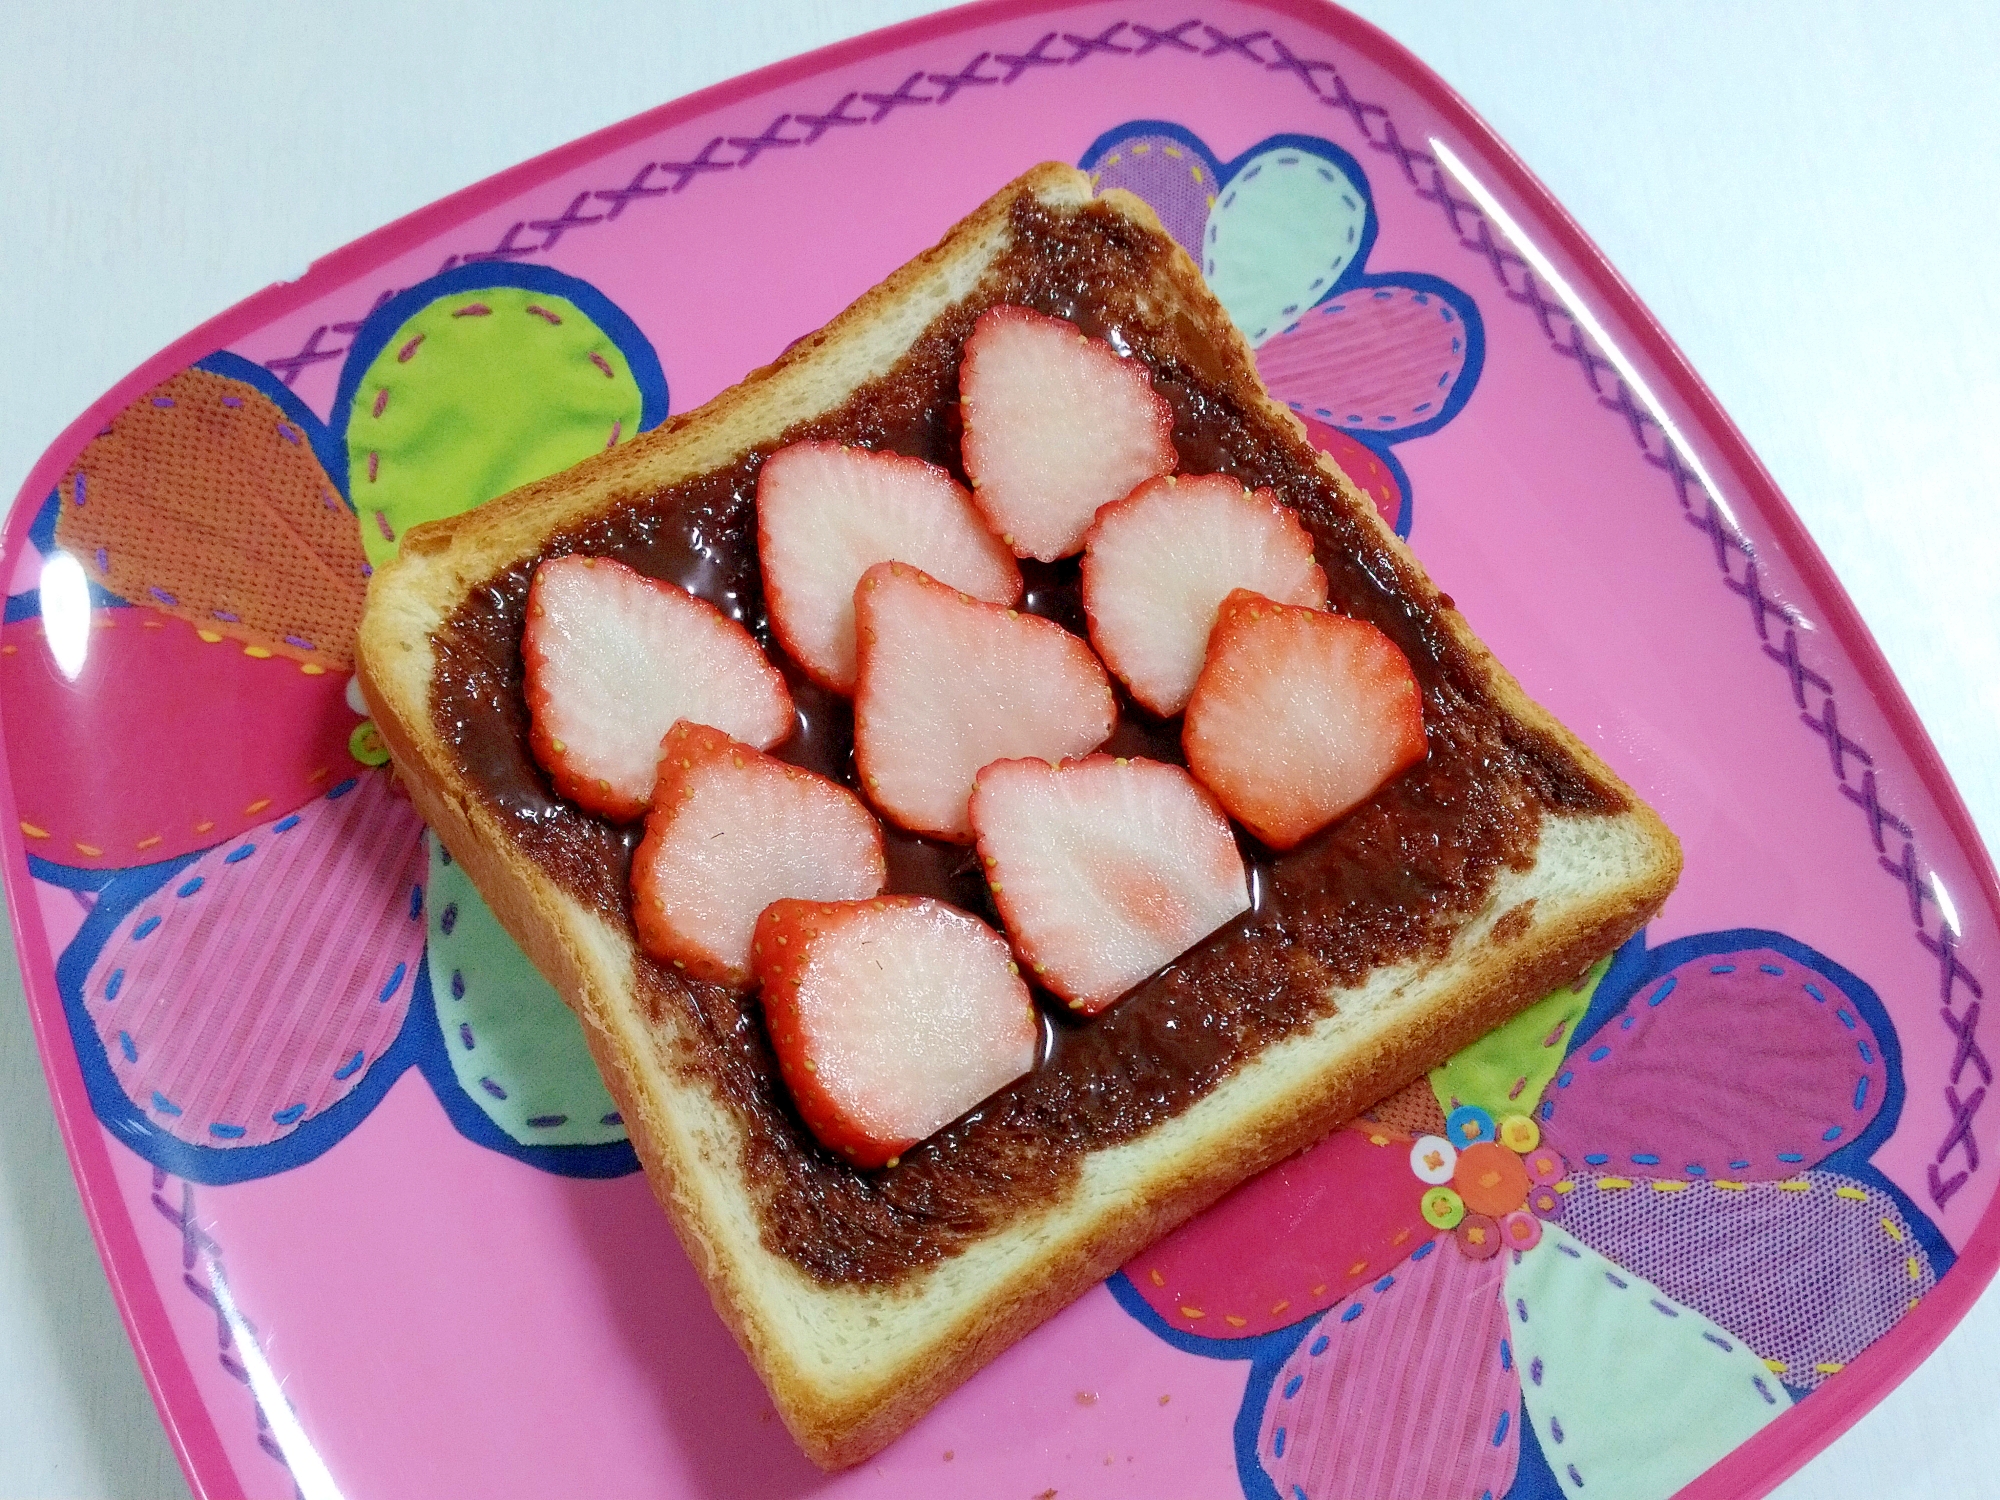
(53, 360), (369, 668)
(1, 603), (364, 871)
(423, 833), (627, 1151)
(1114, 930), (1952, 1500)
(42, 264), (666, 1183)
(330, 267), (666, 566)
(63, 771), (424, 1175)
(1083, 122), (1483, 536)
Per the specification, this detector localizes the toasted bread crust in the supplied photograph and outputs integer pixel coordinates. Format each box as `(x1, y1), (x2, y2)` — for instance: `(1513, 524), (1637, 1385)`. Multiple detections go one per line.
(359, 163), (1680, 1468)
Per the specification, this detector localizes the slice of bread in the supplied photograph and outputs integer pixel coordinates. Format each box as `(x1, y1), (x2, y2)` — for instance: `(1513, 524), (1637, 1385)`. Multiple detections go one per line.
(357, 162), (1681, 1468)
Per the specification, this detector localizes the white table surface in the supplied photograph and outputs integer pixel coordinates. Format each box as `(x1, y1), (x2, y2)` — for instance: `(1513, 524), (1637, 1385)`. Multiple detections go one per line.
(2, 3), (1996, 1496)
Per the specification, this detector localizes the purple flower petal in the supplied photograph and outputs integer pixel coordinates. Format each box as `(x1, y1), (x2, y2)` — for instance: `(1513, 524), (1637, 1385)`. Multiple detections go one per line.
(1558, 1166), (1934, 1391)
(1542, 947), (1887, 1179)
(1085, 133), (1214, 264)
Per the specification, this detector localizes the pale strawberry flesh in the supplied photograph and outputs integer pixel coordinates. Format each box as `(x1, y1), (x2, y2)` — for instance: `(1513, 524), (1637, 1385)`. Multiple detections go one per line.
(959, 305), (1176, 562)
(1183, 590), (1428, 849)
(755, 896), (1037, 1168)
(852, 560), (1116, 841)
(757, 441), (1022, 694)
(1082, 474), (1329, 716)
(632, 721), (887, 986)
(970, 755), (1249, 1014)
(523, 555), (793, 821)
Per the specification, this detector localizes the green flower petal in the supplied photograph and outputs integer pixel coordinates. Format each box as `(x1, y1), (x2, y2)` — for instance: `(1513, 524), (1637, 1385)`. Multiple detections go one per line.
(1507, 1224), (1790, 1499)
(1430, 954), (1610, 1120)
(426, 834), (626, 1148)
(347, 288), (644, 565)
(1203, 147), (1369, 347)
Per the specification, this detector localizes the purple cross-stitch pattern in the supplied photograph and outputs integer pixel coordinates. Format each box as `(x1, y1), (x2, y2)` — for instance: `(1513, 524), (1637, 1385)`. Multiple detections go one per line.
(149, 1165), (297, 1484)
(452, 219), (547, 269)
(253, 12), (1987, 1208)
(1940, 1000), (1990, 1089)
(860, 72), (935, 122)
(924, 53), (1003, 104)
(1882, 839), (1940, 928)
(331, 288), (397, 340)
(1725, 559), (1802, 642)
(1130, 19), (1202, 55)
(525, 192), (605, 252)
(1062, 21), (1136, 62)
(789, 91), (872, 143)
(724, 115), (805, 168)
(992, 32), (1069, 84)
(262, 324), (344, 386)
(652, 136), (738, 191)
(1919, 925), (1985, 1008)
(591, 161), (675, 221)
(1199, 23), (1270, 64)
(1937, 1084), (1984, 1171)
(1843, 769), (1912, 854)
(1766, 627), (1834, 711)
(1803, 695), (1873, 782)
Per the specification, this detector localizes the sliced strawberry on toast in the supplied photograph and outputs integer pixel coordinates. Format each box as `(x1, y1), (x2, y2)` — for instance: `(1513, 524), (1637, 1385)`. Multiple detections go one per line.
(958, 305), (1176, 561)
(523, 555), (794, 821)
(1183, 590), (1428, 849)
(631, 721), (887, 985)
(852, 560), (1116, 841)
(754, 895), (1038, 1168)
(969, 755), (1250, 1014)
(757, 441), (1022, 694)
(1081, 474), (1329, 716)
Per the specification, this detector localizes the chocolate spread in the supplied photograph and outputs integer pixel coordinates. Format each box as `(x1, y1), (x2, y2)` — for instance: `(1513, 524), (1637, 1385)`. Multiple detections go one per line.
(429, 197), (1625, 1284)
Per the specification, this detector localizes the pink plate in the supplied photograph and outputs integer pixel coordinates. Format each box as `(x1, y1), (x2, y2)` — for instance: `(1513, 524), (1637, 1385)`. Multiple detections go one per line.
(5, 3), (1998, 1498)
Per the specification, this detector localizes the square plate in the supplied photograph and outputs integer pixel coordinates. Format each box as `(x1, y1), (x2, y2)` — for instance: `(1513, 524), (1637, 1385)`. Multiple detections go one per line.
(5, 3), (1997, 1498)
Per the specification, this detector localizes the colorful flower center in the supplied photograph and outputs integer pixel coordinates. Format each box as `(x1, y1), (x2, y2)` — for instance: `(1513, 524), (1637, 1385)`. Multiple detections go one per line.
(1409, 1105), (1561, 1257)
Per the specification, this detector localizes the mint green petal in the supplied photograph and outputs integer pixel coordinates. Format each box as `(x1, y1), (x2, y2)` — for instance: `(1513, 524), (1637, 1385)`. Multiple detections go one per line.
(1506, 1224), (1790, 1500)
(1203, 149), (1368, 347)
(348, 289), (644, 565)
(425, 835), (626, 1147)
(1430, 955), (1610, 1119)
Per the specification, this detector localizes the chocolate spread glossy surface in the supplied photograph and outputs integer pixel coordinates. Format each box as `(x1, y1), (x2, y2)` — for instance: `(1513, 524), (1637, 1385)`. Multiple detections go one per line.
(430, 198), (1624, 1284)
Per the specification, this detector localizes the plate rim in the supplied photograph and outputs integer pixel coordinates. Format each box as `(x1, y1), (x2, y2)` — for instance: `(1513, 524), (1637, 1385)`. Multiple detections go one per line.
(3, 2), (1998, 1498)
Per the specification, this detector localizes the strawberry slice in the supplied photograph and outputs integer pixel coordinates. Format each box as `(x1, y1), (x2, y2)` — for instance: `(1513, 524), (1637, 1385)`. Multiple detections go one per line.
(1183, 590), (1427, 849)
(1082, 474), (1329, 716)
(631, 721), (887, 986)
(969, 755), (1250, 1014)
(757, 441), (1022, 694)
(755, 895), (1038, 1167)
(959, 305), (1176, 561)
(523, 555), (793, 821)
(852, 561), (1116, 841)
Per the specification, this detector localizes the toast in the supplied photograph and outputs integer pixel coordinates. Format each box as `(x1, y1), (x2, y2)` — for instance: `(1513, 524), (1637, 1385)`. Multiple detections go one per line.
(356, 162), (1681, 1468)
